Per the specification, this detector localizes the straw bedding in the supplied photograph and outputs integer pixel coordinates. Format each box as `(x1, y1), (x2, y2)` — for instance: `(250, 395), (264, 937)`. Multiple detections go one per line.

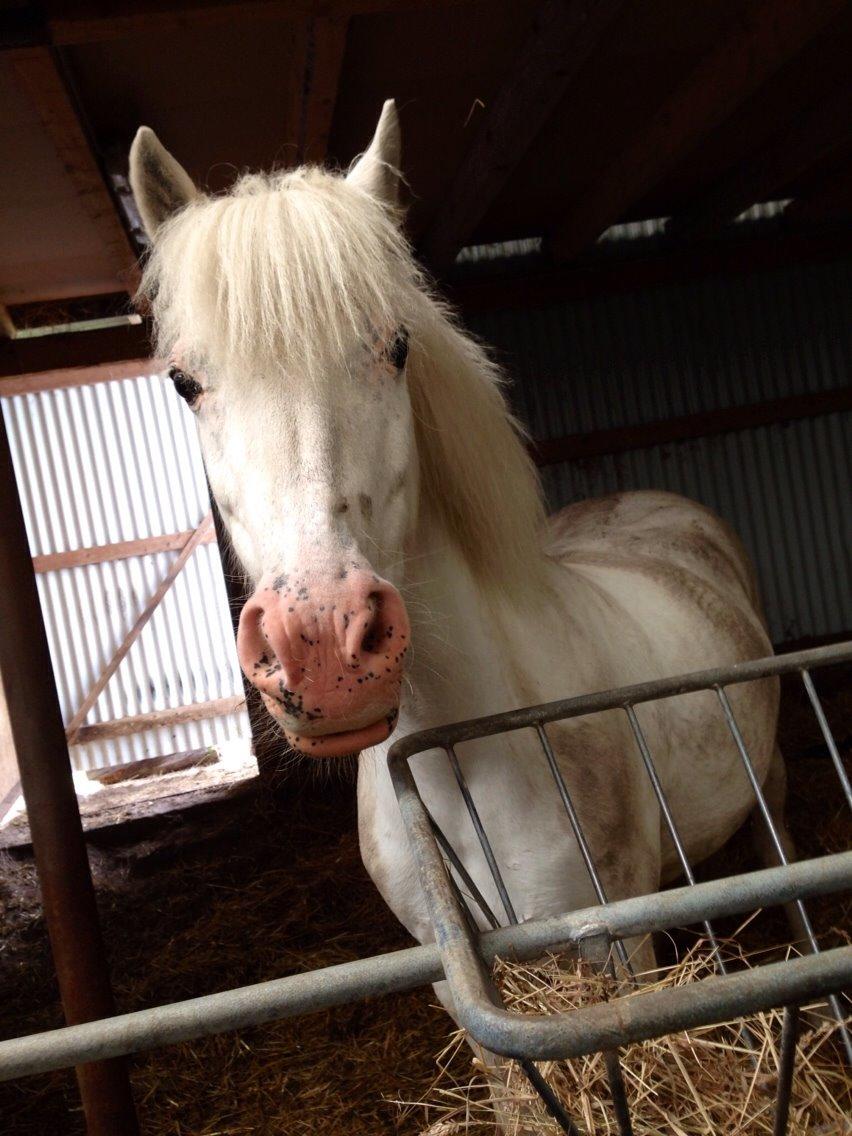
(0, 662), (849, 1134)
(399, 941), (851, 1135)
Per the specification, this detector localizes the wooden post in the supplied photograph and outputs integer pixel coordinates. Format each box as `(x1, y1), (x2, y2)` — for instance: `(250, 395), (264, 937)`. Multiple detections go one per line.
(0, 410), (138, 1134)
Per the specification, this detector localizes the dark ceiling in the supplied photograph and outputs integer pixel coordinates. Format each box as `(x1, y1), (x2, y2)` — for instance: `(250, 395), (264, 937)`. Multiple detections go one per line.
(1, 0), (851, 316)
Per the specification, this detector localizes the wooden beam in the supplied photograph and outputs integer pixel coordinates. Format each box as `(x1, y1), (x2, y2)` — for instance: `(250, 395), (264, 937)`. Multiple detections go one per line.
(38, 2), (473, 47)
(548, 0), (847, 262)
(33, 527), (217, 574)
(530, 387), (852, 468)
(295, 14), (349, 165)
(73, 698), (245, 745)
(9, 47), (138, 290)
(668, 85), (852, 240)
(0, 356), (161, 395)
(448, 221), (852, 316)
(420, 0), (625, 269)
(65, 514), (215, 745)
(0, 319), (151, 375)
(86, 746), (219, 784)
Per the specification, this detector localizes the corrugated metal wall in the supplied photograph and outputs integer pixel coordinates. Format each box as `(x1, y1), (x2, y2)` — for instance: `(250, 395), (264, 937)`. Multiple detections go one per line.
(1, 370), (251, 773)
(467, 259), (852, 642)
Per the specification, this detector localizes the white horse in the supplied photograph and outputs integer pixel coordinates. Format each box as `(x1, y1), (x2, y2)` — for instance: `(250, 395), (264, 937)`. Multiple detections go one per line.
(129, 99), (781, 1012)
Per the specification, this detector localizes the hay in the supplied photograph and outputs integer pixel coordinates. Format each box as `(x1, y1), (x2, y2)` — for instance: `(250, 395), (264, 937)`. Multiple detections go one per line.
(398, 937), (852, 1136)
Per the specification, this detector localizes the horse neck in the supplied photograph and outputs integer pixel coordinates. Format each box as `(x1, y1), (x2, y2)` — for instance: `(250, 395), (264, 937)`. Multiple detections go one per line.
(398, 512), (537, 728)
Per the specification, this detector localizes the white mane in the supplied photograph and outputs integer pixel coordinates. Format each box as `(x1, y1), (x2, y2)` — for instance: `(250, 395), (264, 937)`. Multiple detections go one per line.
(139, 165), (547, 598)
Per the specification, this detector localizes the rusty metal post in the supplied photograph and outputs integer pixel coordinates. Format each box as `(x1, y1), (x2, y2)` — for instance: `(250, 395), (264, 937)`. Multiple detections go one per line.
(0, 410), (139, 1134)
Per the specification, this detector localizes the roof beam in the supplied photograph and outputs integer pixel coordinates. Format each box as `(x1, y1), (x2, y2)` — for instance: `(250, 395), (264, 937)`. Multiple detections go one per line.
(9, 47), (138, 290)
(419, 0), (626, 270)
(295, 14), (349, 165)
(667, 84), (852, 240)
(784, 152), (852, 223)
(20, 2), (471, 49)
(548, 0), (847, 262)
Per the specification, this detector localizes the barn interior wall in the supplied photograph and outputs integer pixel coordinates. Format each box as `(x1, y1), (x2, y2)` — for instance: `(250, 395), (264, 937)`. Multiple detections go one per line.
(467, 258), (852, 643)
(0, 371), (252, 774)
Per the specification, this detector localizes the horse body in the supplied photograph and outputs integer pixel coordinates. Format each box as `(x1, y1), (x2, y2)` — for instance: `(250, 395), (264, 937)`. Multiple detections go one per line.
(128, 99), (779, 982)
(358, 489), (777, 946)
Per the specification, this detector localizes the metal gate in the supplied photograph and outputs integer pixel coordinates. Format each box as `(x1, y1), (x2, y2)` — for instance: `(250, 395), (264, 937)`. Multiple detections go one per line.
(0, 642), (850, 1135)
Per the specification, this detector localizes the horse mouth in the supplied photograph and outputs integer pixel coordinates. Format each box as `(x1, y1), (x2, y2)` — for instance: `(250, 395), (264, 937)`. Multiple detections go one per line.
(283, 712), (398, 758)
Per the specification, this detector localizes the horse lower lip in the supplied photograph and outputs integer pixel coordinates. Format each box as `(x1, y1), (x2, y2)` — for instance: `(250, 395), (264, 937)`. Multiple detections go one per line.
(284, 716), (395, 758)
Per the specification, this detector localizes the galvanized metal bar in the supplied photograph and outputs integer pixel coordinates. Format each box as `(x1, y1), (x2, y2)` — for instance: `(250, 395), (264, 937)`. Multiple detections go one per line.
(441, 862), (584, 1136)
(389, 642), (852, 760)
(537, 723), (632, 972)
(579, 929), (634, 1136)
(715, 686), (852, 1063)
(0, 409), (139, 1133)
(520, 1060), (585, 1136)
(2, 854), (849, 1082)
(624, 705), (739, 980)
(772, 1005), (800, 1136)
(445, 743), (518, 925)
(427, 812), (501, 930)
(801, 669), (852, 811)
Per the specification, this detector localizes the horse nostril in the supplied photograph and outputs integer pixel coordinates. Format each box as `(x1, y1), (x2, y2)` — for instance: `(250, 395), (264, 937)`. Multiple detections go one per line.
(361, 592), (383, 654)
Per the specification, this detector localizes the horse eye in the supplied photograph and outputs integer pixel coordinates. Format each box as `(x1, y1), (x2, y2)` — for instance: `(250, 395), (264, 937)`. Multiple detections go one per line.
(387, 328), (409, 371)
(168, 366), (203, 406)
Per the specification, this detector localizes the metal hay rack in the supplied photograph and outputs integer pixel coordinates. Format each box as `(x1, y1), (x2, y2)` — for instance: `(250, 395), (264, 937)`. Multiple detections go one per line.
(388, 640), (852, 1136)
(0, 642), (850, 1136)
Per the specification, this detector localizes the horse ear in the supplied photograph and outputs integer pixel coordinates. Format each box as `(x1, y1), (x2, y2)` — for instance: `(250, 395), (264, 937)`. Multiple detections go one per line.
(129, 126), (198, 239)
(346, 99), (401, 208)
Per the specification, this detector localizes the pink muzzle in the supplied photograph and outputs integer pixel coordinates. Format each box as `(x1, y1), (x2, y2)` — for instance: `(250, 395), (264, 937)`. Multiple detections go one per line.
(237, 569), (409, 757)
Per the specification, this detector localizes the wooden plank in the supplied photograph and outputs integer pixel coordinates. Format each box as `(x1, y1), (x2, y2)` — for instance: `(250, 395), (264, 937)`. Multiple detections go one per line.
(9, 47), (138, 289)
(549, 0), (847, 262)
(296, 14), (349, 165)
(33, 528), (217, 573)
(65, 514), (216, 746)
(668, 84), (852, 240)
(86, 746), (218, 784)
(0, 356), (162, 396)
(72, 696), (246, 745)
(419, 0), (625, 269)
(530, 387), (852, 467)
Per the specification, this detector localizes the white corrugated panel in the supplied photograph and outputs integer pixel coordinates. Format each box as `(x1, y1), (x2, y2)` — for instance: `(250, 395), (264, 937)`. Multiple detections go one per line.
(1, 369), (252, 773)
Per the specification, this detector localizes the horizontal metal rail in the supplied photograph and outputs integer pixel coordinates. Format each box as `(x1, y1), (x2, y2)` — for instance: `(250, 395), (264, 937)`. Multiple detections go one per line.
(388, 640), (852, 758)
(0, 854), (849, 1081)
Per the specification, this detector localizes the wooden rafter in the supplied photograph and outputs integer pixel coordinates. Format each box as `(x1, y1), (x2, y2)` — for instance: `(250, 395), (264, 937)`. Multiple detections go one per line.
(419, 0), (626, 269)
(668, 84), (852, 240)
(39, 1), (471, 47)
(529, 387), (852, 468)
(0, 357), (162, 395)
(295, 14), (349, 165)
(9, 47), (137, 290)
(548, 0), (847, 262)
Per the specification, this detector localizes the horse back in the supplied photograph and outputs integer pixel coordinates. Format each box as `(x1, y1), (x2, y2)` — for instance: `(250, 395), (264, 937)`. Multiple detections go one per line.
(545, 489), (763, 620)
